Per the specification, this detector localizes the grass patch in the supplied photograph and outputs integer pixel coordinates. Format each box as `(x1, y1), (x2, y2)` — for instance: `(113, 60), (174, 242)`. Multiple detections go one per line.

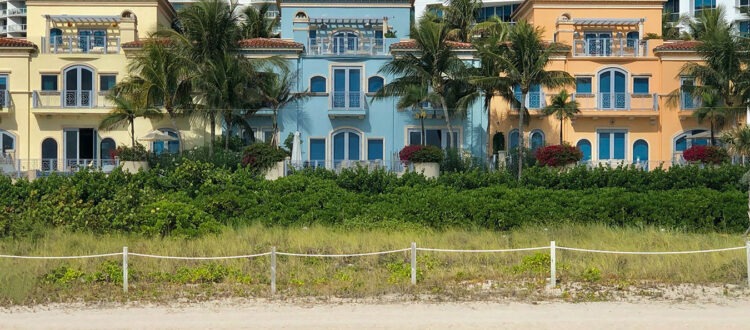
(0, 224), (746, 305)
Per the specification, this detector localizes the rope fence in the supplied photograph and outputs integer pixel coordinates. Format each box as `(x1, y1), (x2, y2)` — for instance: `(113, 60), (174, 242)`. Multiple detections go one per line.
(1, 241), (749, 293)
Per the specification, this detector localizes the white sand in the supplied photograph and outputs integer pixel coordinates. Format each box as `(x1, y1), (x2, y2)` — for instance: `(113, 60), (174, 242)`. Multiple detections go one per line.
(2, 299), (750, 330)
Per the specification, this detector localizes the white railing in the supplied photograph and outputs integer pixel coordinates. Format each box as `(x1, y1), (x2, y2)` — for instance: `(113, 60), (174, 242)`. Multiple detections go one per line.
(1, 158), (120, 178)
(286, 159), (406, 173)
(511, 91), (546, 110)
(0, 9), (5, 16)
(33, 90), (112, 109)
(6, 7), (25, 16)
(573, 38), (648, 57)
(42, 36), (122, 54)
(572, 93), (658, 111)
(681, 93), (701, 110)
(7, 24), (26, 32)
(331, 91), (363, 110)
(1, 241), (748, 294)
(307, 37), (388, 56)
(0, 25), (6, 33)
(0, 89), (8, 108)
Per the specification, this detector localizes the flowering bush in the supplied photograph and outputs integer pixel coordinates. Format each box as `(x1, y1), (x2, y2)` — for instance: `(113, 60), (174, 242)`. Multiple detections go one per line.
(112, 144), (149, 161)
(682, 145), (729, 165)
(241, 143), (289, 172)
(399, 145), (444, 163)
(534, 144), (583, 167)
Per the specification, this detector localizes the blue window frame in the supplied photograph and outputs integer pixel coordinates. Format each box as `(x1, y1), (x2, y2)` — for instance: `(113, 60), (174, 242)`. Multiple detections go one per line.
(599, 68), (627, 109)
(530, 130), (545, 151)
(577, 139), (592, 161)
(152, 129), (180, 155)
(333, 130), (361, 162)
(633, 139), (649, 166)
(310, 138), (326, 161)
(0, 75), (7, 91)
(633, 77), (649, 94)
(100, 75), (116, 92)
(514, 84), (541, 109)
(681, 78), (696, 109)
(310, 76), (326, 93)
(626, 31), (639, 48)
(674, 129), (709, 152)
(367, 139), (384, 160)
(367, 76), (384, 93)
(576, 77), (592, 94)
(740, 21), (750, 36)
(509, 129), (519, 149)
(42, 75), (58, 91)
(49, 28), (62, 45)
(332, 67), (361, 109)
(598, 130), (626, 160)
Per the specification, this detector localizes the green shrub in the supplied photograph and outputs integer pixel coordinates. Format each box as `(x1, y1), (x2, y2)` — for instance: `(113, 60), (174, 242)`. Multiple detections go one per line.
(137, 200), (221, 238)
(241, 143), (289, 172)
(113, 144), (149, 161)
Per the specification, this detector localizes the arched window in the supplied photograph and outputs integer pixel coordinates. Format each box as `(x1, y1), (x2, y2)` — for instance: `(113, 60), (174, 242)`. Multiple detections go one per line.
(100, 138), (116, 159)
(509, 129), (519, 150)
(633, 139), (649, 169)
(598, 68), (627, 109)
(41, 138), (58, 172)
(492, 132), (505, 152)
(367, 76), (384, 93)
(332, 31), (358, 54)
(626, 31), (639, 48)
(295, 11), (308, 19)
(674, 129), (709, 153)
(332, 129), (361, 163)
(577, 139), (592, 161)
(0, 130), (15, 155)
(310, 76), (326, 93)
(49, 28), (62, 46)
(63, 65), (95, 107)
(152, 129), (180, 155)
(530, 130), (545, 151)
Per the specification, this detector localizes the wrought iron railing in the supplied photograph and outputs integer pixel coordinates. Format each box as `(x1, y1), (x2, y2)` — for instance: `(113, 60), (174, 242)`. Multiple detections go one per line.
(573, 38), (648, 57)
(42, 36), (122, 54)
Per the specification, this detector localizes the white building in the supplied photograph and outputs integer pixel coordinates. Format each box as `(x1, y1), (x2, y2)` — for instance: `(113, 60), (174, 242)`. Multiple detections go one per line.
(0, 0), (27, 38)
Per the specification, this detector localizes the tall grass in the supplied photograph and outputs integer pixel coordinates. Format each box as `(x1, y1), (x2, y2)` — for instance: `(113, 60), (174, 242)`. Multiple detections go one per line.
(0, 224), (746, 305)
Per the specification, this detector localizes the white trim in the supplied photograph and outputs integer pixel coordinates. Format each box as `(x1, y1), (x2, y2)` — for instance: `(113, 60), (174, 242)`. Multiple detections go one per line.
(404, 125), (462, 149)
(365, 137), (386, 161)
(595, 129), (629, 161)
(632, 138), (649, 162)
(309, 75), (327, 93)
(307, 136), (327, 162)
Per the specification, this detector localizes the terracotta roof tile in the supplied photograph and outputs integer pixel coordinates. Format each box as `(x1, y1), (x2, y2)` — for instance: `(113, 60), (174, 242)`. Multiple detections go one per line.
(121, 40), (146, 49)
(239, 38), (304, 49)
(0, 37), (36, 49)
(390, 39), (474, 50)
(654, 40), (701, 51)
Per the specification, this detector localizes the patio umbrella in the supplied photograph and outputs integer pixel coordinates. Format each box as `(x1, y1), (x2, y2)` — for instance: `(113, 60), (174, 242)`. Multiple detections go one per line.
(291, 131), (302, 167)
(138, 130), (178, 142)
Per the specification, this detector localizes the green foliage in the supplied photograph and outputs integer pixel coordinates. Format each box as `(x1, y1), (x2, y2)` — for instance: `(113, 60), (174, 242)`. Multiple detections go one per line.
(137, 200), (221, 238)
(41, 266), (85, 286)
(114, 144), (149, 161)
(241, 143), (289, 172)
(410, 145), (445, 163)
(214, 135), (247, 152)
(581, 267), (602, 283)
(512, 253), (550, 275)
(149, 146), (242, 171)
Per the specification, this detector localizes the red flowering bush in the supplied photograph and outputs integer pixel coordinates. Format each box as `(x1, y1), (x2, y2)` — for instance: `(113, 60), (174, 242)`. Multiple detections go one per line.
(399, 145), (444, 163)
(682, 145), (729, 165)
(535, 144), (583, 167)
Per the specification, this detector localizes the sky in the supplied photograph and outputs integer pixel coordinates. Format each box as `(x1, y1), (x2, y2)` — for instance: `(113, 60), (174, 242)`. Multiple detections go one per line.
(414, 0), (436, 20)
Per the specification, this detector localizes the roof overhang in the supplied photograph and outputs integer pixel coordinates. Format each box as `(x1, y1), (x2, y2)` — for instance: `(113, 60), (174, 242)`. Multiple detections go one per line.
(570, 18), (644, 26)
(46, 15), (121, 24)
(310, 18), (383, 25)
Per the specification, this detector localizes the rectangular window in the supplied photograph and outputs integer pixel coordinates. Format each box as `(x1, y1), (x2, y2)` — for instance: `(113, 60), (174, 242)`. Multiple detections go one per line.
(0, 75), (7, 90)
(367, 139), (384, 160)
(41, 75), (58, 91)
(681, 78), (696, 109)
(309, 138), (326, 164)
(576, 77), (592, 94)
(408, 128), (460, 149)
(99, 75), (116, 92)
(332, 67), (362, 109)
(0, 75), (7, 107)
(743, 0), (750, 7)
(598, 130), (626, 160)
(694, 0), (716, 13)
(408, 131), (422, 145)
(633, 77), (649, 94)
(740, 21), (750, 36)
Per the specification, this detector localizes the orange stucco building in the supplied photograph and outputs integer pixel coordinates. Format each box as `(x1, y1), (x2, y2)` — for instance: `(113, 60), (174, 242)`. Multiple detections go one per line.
(492, 0), (719, 168)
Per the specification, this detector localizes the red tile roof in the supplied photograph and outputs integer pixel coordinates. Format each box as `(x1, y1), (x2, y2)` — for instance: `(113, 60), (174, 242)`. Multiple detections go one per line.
(121, 40), (146, 49)
(390, 39), (474, 50)
(239, 38), (304, 49)
(0, 37), (36, 49)
(654, 40), (701, 51)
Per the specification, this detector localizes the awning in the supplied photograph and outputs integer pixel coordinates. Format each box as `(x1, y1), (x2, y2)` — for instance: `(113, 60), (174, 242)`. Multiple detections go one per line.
(310, 18), (383, 25)
(570, 18), (644, 26)
(46, 15), (122, 24)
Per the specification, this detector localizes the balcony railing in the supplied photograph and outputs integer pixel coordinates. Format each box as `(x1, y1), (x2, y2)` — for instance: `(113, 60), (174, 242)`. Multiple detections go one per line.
(332, 91), (363, 109)
(572, 93), (658, 111)
(0, 25), (6, 33)
(33, 91), (114, 109)
(681, 93), (701, 110)
(42, 36), (122, 54)
(511, 92), (546, 110)
(573, 38), (648, 57)
(307, 37), (388, 56)
(0, 90), (8, 108)
(6, 7), (25, 16)
(7, 24), (26, 32)
(2, 159), (121, 178)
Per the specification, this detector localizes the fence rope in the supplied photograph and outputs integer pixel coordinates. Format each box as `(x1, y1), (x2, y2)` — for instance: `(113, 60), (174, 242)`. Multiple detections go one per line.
(128, 252), (271, 260)
(417, 246), (549, 253)
(0, 252), (122, 259)
(276, 248), (410, 257)
(557, 246), (746, 255)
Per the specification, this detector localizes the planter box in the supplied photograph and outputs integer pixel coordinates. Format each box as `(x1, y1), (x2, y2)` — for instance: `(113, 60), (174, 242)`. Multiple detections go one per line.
(121, 161), (149, 174)
(413, 162), (440, 179)
(264, 161), (286, 180)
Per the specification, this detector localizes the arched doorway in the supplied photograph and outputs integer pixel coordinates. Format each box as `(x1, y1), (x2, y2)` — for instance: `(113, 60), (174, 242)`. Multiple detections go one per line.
(577, 139), (592, 162)
(64, 66), (95, 107)
(633, 139), (649, 169)
(599, 68), (627, 109)
(41, 138), (58, 171)
(332, 130), (361, 166)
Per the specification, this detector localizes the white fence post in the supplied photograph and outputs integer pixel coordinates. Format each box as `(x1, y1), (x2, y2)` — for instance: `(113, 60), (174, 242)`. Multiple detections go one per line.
(746, 241), (750, 288)
(411, 242), (417, 285)
(549, 241), (556, 288)
(270, 247), (277, 295)
(122, 246), (128, 293)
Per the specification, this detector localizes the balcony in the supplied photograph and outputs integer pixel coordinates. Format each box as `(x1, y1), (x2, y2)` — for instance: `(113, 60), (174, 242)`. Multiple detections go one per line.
(329, 91), (365, 118)
(7, 24), (25, 32)
(0, 90), (8, 109)
(32, 91), (114, 113)
(307, 37), (389, 56)
(573, 38), (648, 57)
(572, 93), (658, 117)
(42, 36), (122, 54)
(0, 25), (5, 33)
(6, 7), (25, 16)
(510, 92), (546, 111)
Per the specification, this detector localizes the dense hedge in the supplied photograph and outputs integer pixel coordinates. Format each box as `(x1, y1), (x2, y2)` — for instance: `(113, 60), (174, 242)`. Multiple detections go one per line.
(0, 161), (748, 239)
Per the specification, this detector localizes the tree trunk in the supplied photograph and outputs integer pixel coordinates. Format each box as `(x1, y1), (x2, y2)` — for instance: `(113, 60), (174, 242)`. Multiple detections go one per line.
(225, 119), (232, 151)
(272, 107), (279, 147)
(518, 92), (527, 180)
(487, 95), (492, 160)
(209, 113), (215, 157)
(560, 117), (564, 145)
(710, 118), (715, 146)
(420, 114), (426, 146)
(130, 119), (136, 148)
(439, 94), (455, 148)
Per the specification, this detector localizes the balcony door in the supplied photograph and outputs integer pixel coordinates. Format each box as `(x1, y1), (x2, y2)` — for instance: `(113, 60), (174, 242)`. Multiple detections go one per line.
(64, 128), (97, 167)
(332, 31), (357, 54)
(333, 67), (361, 109)
(332, 130), (361, 165)
(585, 32), (611, 56)
(599, 69), (626, 109)
(64, 66), (94, 107)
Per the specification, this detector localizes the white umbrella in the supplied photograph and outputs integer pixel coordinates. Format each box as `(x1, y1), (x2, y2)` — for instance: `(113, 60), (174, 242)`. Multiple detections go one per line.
(138, 130), (178, 142)
(291, 131), (302, 167)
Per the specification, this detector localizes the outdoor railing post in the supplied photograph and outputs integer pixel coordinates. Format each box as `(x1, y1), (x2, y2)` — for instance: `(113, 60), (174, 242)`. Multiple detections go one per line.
(271, 247), (277, 295)
(746, 241), (750, 287)
(122, 246), (128, 293)
(549, 241), (556, 288)
(410, 242), (417, 285)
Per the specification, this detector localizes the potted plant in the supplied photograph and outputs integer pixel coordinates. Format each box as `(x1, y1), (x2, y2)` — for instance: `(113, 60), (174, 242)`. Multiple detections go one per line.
(114, 143), (150, 173)
(535, 144), (583, 169)
(241, 143), (289, 180)
(399, 145), (444, 178)
(682, 145), (729, 166)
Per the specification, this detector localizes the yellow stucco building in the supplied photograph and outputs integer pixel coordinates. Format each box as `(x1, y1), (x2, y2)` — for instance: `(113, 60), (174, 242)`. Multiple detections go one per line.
(0, 0), (207, 174)
(493, 0), (716, 168)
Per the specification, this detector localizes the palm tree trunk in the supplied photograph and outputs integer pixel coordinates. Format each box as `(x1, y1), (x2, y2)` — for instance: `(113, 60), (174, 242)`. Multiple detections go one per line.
(518, 92), (527, 180)
(710, 118), (715, 146)
(225, 119), (232, 151)
(272, 107), (279, 147)
(420, 114), (426, 146)
(439, 94), (455, 148)
(130, 119), (136, 148)
(487, 96), (492, 159)
(560, 117), (564, 145)
(209, 113), (215, 157)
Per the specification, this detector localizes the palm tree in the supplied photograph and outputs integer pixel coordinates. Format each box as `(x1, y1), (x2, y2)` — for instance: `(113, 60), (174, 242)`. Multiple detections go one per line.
(99, 88), (163, 147)
(241, 3), (279, 38)
(376, 16), (470, 148)
(476, 21), (573, 178)
(693, 89), (728, 145)
(395, 85), (441, 145)
(442, 0), (483, 42)
(721, 126), (750, 163)
(256, 71), (309, 147)
(541, 90), (580, 144)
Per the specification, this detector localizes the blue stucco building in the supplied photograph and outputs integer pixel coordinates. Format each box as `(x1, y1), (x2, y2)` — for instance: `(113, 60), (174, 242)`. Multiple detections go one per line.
(241, 0), (487, 169)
